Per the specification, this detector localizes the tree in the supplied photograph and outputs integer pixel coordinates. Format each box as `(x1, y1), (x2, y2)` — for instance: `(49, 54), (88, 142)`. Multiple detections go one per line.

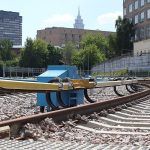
(115, 16), (134, 55)
(46, 44), (63, 65)
(81, 33), (108, 55)
(81, 44), (106, 71)
(19, 38), (34, 67)
(72, 33), (107, 70)
(107, 33), (118, 58)
(72, 44), (106, 71)
(62, 42), (76, 65)
(0, 39), (14, 61)
(33, 39), (48, 67)
(20, 38), (48, 68)
(72, 51), (83, 69)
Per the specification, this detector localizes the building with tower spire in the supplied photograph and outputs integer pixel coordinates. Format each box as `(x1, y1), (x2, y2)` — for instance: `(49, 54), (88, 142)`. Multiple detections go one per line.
(37, 8), (114, 47)
(74, 8), (84, 29)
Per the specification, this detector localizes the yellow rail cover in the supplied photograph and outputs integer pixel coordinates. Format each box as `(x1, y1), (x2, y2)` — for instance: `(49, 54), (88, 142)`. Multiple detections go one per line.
(0, 80), (61, 91)
(71, 79), (96, 89)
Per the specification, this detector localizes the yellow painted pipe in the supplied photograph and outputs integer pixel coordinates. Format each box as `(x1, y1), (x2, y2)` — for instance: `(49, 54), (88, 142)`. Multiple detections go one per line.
(0, 80), (61, 91)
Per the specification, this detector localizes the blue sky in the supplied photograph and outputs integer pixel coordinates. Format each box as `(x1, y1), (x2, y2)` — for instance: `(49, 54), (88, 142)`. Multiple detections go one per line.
(0, 0), (123, 45)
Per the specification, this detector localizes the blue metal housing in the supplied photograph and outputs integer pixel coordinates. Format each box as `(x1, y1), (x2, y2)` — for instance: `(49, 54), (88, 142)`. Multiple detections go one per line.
(37, 65), (84, 111)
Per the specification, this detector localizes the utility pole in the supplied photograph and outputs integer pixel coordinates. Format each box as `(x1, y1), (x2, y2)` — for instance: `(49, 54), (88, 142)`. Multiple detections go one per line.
(88, 52), (90, 76)
(3, 63), (5, 77)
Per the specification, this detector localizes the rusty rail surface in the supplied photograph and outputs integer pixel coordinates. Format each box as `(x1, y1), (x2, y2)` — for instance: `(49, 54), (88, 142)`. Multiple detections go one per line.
(138, 79), (150, 88)
(0, 89), (149, 128)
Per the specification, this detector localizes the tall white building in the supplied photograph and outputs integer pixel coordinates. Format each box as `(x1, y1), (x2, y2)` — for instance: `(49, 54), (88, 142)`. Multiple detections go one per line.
(74, 8), (84, 29)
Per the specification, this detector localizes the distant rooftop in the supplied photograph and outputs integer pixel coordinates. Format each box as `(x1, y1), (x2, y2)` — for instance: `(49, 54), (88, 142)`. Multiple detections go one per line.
(0, 10), (20, 17)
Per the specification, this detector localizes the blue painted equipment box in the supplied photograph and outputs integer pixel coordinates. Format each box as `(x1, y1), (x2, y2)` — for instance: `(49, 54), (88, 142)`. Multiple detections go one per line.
(37, 65), (84, 111)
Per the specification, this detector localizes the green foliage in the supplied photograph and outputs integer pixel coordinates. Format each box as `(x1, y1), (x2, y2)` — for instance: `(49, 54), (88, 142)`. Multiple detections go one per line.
(0, 39), (14, 61)
(115, 16), (134, 55)
(92, 69), (128, 77)
(81, 44), (105, 70)
(81, 33), (108, 54)
(33, 39), (48, 67)
(107, 33), (117, 58)
(0, 39), (19, 74)
(19, 38), (34, 67)
(5, 58), (19, 67)
(47, 44), (63, 65)
(72, 51), (82, 68)
(19, 38), (63, 68)
(19, 38), (48, 68)
(72, 33), (107, 70)
(62, 42), (76, 65)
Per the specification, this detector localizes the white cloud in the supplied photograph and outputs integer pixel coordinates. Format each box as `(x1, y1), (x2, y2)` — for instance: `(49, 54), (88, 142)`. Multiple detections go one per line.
(42, 13), (74, 27)
(97, 11), (123, 31)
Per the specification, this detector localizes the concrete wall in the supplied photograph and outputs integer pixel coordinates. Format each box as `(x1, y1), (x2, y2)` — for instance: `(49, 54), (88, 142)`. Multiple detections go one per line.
(134, 39), (150, 55)
(92, 53), (150, 73)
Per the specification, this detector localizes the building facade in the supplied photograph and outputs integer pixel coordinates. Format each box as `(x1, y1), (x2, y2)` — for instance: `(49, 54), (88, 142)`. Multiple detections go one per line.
(123, 0), (150, 41)
(123, 0), (150, 55)
(36, 27), (113, 47)
(0, 10), (22, 46)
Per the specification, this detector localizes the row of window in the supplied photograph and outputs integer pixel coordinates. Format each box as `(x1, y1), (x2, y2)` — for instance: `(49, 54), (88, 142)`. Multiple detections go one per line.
(64, 34), (82, 41)
(0, 24), (22, 27)
(124, 0), (150, 15)
(135, 25), (150, 41)
(128, 9), (150, 24)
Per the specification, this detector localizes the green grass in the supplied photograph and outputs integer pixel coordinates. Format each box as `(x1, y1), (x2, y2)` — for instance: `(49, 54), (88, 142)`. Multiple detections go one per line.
(92, 69), (128, 77)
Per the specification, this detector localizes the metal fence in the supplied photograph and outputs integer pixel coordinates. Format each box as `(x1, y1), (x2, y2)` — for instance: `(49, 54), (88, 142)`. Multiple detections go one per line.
(2, 66), (46, 77)
(92, 53), (150, 77)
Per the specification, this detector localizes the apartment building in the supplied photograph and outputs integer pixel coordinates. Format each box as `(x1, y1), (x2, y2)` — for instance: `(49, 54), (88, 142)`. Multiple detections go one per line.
(123, 0), (150, 55)
(0, 10), (22, 46)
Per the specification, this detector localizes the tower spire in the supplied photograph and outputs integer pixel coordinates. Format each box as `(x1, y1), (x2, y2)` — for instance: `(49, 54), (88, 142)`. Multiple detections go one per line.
(78, 7), (80, 16)
(74, 7), (84, 29)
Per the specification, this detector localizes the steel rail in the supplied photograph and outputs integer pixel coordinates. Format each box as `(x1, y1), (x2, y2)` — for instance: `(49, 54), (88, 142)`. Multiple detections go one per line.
(0, 89), (149, 128)
(95, 80), (138, 88)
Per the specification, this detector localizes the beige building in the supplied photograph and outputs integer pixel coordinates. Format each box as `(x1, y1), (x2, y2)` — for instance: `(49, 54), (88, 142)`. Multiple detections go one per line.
(134, 38), (150, 55)
(36, 27), (113, 47)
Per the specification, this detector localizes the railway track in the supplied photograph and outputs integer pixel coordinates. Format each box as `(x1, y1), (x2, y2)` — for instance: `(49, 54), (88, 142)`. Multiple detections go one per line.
(0, 79), (149, 149)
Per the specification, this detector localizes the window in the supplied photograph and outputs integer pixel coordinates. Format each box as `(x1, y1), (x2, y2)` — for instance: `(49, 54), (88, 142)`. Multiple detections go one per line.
(72, 34), (75, 41)
(146, 26), (150, 38)
(135, 15), (139, 24)
(124, 8), (127, 16)
(134, 0), (138, 10)
(129, 18), (133, 23)
(140, 12), (145, 22)
(140, 0), (145, 7)
(135, 30), (138, 41)
(140, 28), (145, 39)
(147, 0), (150, 3)
(65, 33), (67, 41)
(147, 9), (150, 19)
(79, 35), (81, 41)
(129, 4), (133, 12)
